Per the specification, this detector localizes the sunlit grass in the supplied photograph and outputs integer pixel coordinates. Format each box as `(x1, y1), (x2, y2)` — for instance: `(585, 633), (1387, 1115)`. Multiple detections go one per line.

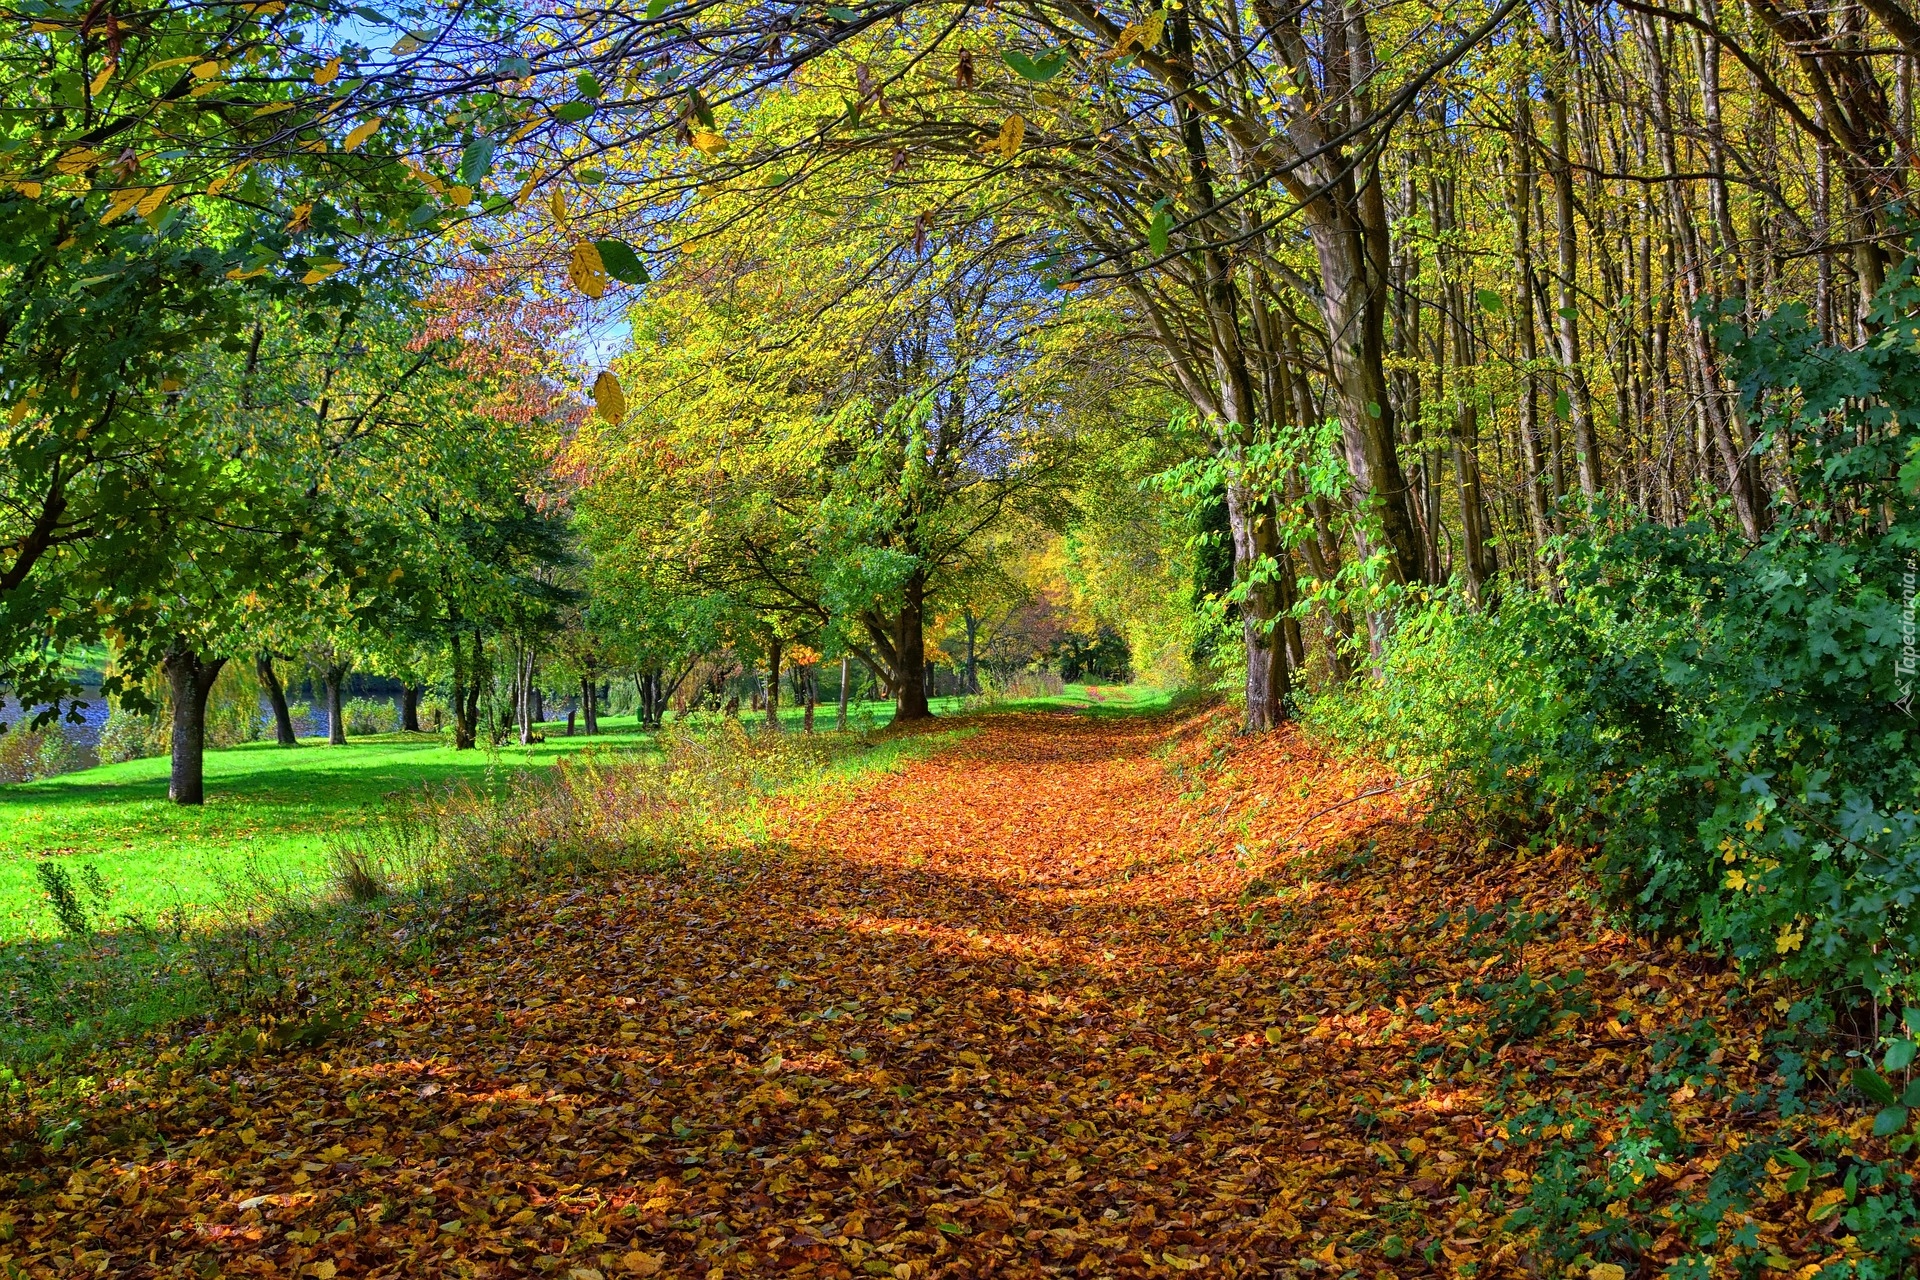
(0, 687), (1174, 938)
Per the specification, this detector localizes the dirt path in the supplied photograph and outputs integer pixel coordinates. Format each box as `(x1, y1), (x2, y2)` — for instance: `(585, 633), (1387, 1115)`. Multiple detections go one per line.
(7, 712), (1805, 1280)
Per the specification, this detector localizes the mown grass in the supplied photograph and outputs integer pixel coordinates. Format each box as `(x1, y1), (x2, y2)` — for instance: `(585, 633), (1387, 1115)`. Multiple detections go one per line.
(0, 728), (661, 938)
(0, 699), (929, 937)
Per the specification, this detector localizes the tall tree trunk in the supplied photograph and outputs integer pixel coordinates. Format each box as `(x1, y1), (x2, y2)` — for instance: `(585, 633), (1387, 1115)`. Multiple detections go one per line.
(764, 636), (783, 732)
(257, 653), (297, 747)
(1226, 481), (1288, 730)
(893, 571), (933, 722)
(581, 674), (599, 736)
(450, 626), (480, 750)
(165, 644), (227, 806)
(1544, 2), (1602, 499)
(963, 612), (980, 694)
(837, 655), (850, 730)
(516, 647), (530, 745)
(323, 664), (348, 746)
(402, 684), (422, 733)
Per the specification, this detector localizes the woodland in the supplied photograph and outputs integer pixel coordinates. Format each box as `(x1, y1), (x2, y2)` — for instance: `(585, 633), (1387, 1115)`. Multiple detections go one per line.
(3, 0), (1920, 1275)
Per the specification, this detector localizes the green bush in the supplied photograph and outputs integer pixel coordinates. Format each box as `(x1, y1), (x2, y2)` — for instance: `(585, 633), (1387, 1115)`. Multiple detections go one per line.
(1316, 252), (1920, 1004)
(0, 726), (81, 782)
(341, 696), (398, 736)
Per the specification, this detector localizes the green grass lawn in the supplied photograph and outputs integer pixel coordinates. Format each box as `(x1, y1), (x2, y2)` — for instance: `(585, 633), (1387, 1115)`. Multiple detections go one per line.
(0, 725), (679, 939)
(0, 685), (1175, 939)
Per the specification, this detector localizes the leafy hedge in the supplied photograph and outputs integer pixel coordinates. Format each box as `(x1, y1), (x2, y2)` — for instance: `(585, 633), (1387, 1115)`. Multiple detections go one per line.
(1313, 254), (1920, 1003)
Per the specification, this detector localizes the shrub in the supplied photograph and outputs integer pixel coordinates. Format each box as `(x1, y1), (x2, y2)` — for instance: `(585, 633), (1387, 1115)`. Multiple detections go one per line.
(341, 696), (399, 736)
(322, 717), (829, 899)
(0, 726), (81, 783)
(975, 668), (1065, 703)
(415, 695), (449, 733)
(1317, 255), (1920, 1004)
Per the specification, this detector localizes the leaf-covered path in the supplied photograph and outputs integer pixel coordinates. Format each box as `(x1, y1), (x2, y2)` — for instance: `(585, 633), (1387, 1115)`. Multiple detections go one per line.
(12, 712), (1845, 1278)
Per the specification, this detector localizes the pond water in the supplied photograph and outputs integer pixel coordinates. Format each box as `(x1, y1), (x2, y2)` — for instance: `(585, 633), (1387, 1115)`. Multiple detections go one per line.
(0, 689), (110, 768)
(0, 691), (365, 778)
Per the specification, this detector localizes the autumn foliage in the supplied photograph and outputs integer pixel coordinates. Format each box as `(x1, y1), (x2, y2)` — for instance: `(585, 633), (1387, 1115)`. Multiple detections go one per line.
(1, 710), (1906, 1277)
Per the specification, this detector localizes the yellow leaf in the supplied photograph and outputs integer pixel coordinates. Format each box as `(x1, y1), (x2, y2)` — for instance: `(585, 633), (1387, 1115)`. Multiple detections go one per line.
(138, 184), (174, 217)
(14, 181), (42, 199)
(691, 129), (727, 155)
(88, 61), (115, 96)
(1138, 9), (1166, 50)
(301, 263), (345, 285)
(514, 168), (542, 204)
(1588, 1266), (1626, 1280)
(342, 117), (382, 151)
(1113, 21), (1142, 55)
(1263, 1026), (1285, 1045)
(1808, 1188), (1846, 1222)
(30, 21), (58, 31)
(593, 371), (627, 423)
(568, 241), (609, 299)
(100, 187), (146, 223)
(314, 56), (342, 86)
(56, 149), (101, 176)
(312, 1262), (337, 1280)
(622, 1253), (664, 1277)
(253, 100), (295, 118)
(226, 266), (270, 280)
(191, 60), (222, 79)
(980, 113), (1024, 161)
(509, 117), (543, 144)
(143, 55), (202, 73)
(10, 401), (32, 425)
(448, 184), (472, 206)
(160, 378), (182, 392)
(549, 186), (567, 227)
(206, 165), (246, 196)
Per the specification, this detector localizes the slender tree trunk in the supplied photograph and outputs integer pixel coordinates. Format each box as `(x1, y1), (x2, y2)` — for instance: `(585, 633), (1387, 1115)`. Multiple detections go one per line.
(257, 653), (297, 747)
(450, 626), (480, 750)
(581, 674), (599, 736)
(517, 647), (533, 745)
(323, 664), (348, 746)
(837, 655), (850, 730)
(1545, 2), (1601, 499)
(165, 644), (227, 805)
(963, 613), (979, 694)
(803, 664), (816, 733)
(765, 636), (783, 731)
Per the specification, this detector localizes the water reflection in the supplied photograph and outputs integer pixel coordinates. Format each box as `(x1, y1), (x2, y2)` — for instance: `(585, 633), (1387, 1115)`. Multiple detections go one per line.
(0, 692), (342, 781)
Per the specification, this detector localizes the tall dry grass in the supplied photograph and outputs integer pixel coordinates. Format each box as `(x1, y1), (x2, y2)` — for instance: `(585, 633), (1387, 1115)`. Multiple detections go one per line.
(322, 716), (829, 902)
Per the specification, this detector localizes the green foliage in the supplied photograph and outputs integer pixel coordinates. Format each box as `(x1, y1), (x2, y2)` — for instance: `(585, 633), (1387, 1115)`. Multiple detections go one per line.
(341, 697), (399, 737)
(1316, 252), (1920, 1003)
(33, 861), (97, 939)
(0, 724), (80, 782)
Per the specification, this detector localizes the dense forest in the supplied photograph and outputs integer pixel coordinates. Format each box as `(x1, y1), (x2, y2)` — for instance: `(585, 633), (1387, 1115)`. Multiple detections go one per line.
(4, 0), (1919, 1024)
